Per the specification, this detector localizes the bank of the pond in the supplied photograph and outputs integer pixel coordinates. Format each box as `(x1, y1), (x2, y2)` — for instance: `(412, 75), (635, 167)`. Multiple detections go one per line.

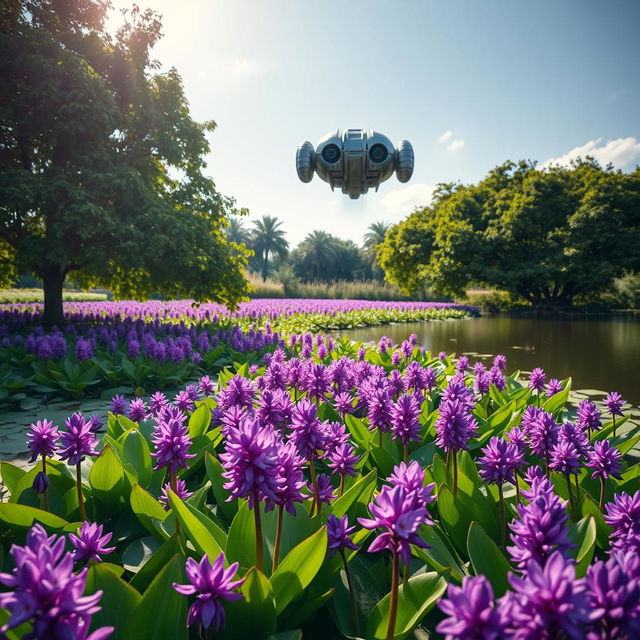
(334, 314), (640, 406)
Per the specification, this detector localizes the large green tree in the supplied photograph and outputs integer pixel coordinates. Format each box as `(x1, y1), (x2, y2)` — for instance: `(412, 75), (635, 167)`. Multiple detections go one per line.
(250, 215), (289, 281)
(378, 160), (640, 306)
(363, 220), (391, 281)
(0, 0), (249, 325)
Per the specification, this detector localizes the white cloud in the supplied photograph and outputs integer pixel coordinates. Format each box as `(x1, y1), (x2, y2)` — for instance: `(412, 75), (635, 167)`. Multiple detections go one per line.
(381, 184), (436, 218)
(438, 130), (453, 144)
(448, 139), (465, 152)
(542, 137), (640, 169)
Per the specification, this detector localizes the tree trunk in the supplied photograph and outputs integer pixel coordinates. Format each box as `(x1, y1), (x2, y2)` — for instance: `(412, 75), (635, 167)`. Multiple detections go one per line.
(43, 268), (65, 328)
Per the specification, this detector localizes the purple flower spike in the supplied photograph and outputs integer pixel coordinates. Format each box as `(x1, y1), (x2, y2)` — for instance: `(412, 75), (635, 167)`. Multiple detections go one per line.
(478, 437), (523, 485)
(265, 441), (306, 515)
(315, 473), (337, 505)
(326, 514), (358, 557)
(388, 461), (436, 509)
(159, 478), (193, 510)
(173, 553), (245, 632)
(604, 490), (640, 553)
(549, 440), (582, 476)
(493, 354), (507, 372)
(529, 367), (546, 392)
(59, 413), (99, 466)
(604, 391), (624, 417)
(508, 476), (572, 568)
(435, 399), (478, 453)
(32, 471), (49, 495)
(69, 522), (116, 564)
(220, 417), (281, 509)
(437, 575), (505, 640)
(546, 378), (563, 396)
(151, 414), (195, 475)
(0, 523), (113, 639)
(359, 483), (433, 566)
(289, 398), (327, 458)
(506, 552), (589, 639)
(27, 418), (59, 462)
(585, 551), (640, 639)
(576, 399), (602, 432)
(327, 443), (359, 478)
(128, 397), (147, 423)
(110, 394), (128, 416)
(586, 440), (622, 480)
(391, 394), (422, 445)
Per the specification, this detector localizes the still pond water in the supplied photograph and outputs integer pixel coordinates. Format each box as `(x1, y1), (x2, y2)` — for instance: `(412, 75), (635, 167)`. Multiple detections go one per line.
(335, 315), (640, 406)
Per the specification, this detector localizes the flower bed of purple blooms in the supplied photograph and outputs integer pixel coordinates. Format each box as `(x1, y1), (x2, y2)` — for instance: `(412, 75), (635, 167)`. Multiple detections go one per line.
(0, 332), (638, 639)
(0, 299), (476, 403)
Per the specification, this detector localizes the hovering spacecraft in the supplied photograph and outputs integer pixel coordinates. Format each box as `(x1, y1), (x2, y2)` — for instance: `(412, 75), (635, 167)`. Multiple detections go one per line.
(296, 129), (414, 199)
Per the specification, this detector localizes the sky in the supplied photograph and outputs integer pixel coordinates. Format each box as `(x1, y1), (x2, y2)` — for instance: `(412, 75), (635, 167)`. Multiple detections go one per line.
(109, 0), (640, 247)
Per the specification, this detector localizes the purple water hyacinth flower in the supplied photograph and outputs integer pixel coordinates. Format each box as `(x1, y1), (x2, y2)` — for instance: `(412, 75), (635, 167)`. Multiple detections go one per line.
(508, 476), (572, 568)
(289, 398), (327, 458)
(474, 371), (490, 395)
(576, 399), (602, 432)
(27, 418), (59, 462)
(264, 441), (306, 515)
(435, 399), (479, 453)
(487, 366), (506, 391)
(173, 553), (245, 633)
(185, 383), (200, 403)
(529, 367), (546, 392)
(604, 391), (624, 417)
(327, 443), (359, 478)
(585, 550), (640, 638)
(317, 343), (327, 359)
(558, 421), (591, 459)
(456, 355), (469, 373)
(357, 346), (366, 360)
(59, 413), (99, 465)
(220, 405), (250, 435)
(493, 354), (507, 371)
(520, 405), (543, 435)
(334, 391), (355, 416)
(439, 351), (447, 361)
(0, 523), (113, 639)
(110, 394), (128, 416)
(437, 575), (506, 640)
(249, 364), (259, 376)
(505, 551), (589, 640)
(174, 389), (194, 413)
(478, 437), (522, 485)
(196, 375), (214, 397)
(441, 375), (475, 410)
(303, 363), (332, 399)
(387, 461), (436, 510)
(401, 340), (413, 358)
(315, 473), (337, 505)
(32, 471), (49, 494)
(75, 337), (95, 361)
(473, 362), (486, 376)
(604, 490), (640, 552)
(549, 440), (582, 476)
(322, 421), (349, 456)
(391, 351), (401, 366)
(586, 440), (622, 480)
(359, 483), (432, 566)
(528, 410), (560, 463)
(151, 414), (195, 475)
(367, 386), (394, 434)
(128, 397), (147, 423)
(148, 391), (168, 416)
(387, 369), (406, 397)
(220, 417), (281, 509)
(326, 514), (358, 557)
(522, 464), (545, 488)
(505, 426), (527, 453)
(390, 394), (422, 445)
(217, 375), (255, 411)
(69, 522), (116, 564)
(404, 361), (429, 392)
(159, 478), (193, 510)
(546, 378), (563, 396)
(88, 414), (103, 433)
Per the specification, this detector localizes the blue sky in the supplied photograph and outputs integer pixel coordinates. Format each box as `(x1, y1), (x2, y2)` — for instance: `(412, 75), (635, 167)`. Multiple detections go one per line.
(110, 0), (640, 246)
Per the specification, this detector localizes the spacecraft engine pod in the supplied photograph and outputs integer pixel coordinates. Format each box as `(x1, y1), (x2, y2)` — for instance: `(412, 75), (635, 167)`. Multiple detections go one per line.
(296, 129), (414, 199)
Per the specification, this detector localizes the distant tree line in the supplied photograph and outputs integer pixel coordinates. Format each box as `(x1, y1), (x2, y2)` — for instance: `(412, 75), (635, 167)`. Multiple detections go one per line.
(226, 215), (391, 284)
(377, 159), (640, 308)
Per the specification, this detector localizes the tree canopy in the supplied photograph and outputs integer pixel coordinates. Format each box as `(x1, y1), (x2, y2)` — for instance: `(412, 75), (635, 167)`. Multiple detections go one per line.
(250, 215), (289, 281)
(0, 0), (249, 325)
(378, 160), (640, 306)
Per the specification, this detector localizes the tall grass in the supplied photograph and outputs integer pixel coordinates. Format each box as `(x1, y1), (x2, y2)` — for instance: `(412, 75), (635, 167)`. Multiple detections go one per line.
(245, 273), (438, 301)
(0, 289), (108, 304)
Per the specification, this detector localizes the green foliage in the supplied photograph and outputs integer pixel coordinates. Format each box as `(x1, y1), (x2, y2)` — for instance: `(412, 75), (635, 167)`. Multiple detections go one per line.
(378, 161), (640, 306)
(0, 0), (249, 325)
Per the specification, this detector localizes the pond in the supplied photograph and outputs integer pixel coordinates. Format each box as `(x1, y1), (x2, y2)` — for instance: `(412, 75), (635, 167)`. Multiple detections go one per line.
(335, 314), (640, 406)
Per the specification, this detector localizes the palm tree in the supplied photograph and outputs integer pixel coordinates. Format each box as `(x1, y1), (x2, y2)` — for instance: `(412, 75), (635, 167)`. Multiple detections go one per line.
(251, 215), (289, 281)
(298, 230), (339, 282)
(363, 220), (392, 250)
(225, 216), (250, 246)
